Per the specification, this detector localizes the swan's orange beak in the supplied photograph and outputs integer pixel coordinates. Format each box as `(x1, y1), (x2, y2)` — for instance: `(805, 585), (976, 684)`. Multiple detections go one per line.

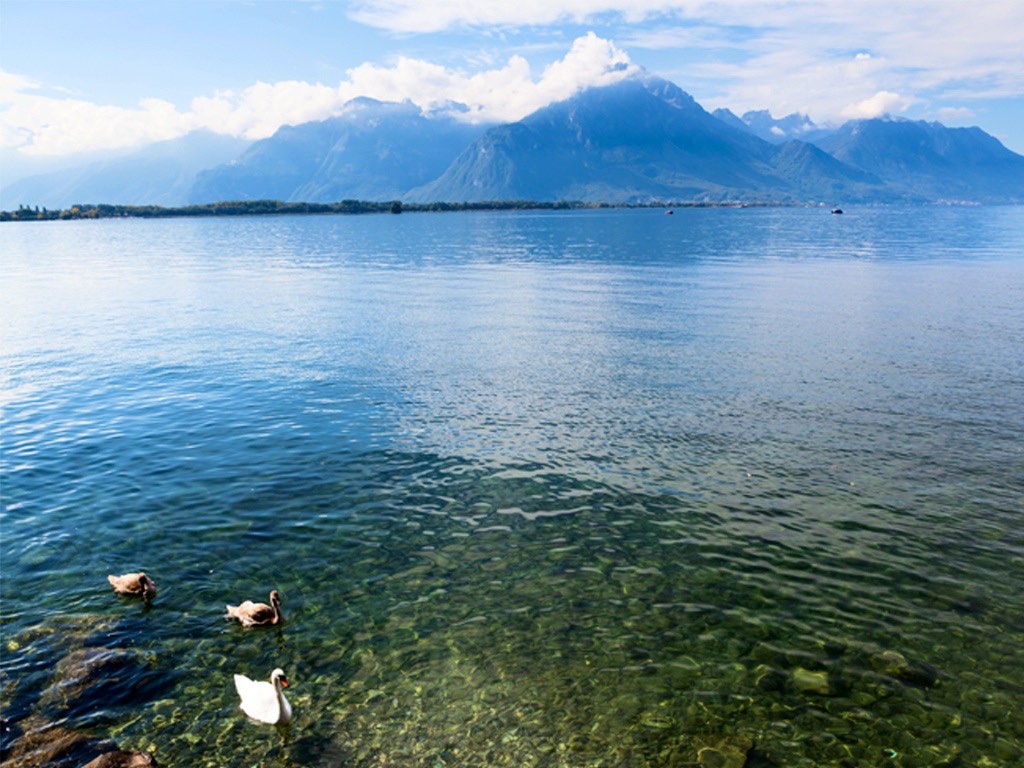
(280, 677), (290, 688)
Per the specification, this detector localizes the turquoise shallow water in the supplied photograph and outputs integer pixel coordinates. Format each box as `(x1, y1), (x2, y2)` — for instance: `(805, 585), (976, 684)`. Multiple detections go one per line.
(2, 206), (1023, 767)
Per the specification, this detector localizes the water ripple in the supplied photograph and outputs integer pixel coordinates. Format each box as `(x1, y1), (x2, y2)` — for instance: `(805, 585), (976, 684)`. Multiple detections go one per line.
(2, 208), (1023, 766)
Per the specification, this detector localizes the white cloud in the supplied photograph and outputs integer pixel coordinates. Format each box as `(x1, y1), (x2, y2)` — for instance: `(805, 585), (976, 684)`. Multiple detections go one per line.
(190, 80), (345, 139)
(3, 1), (1023, 158)
(1, 86), (193, 156)
(0, 71), (42, 101)
(0, 33), (637, 157)
(841, 90), (915, 119)
(348, 0), (679, 33)
(349, 1), (1024, 131)
(532, 33), (637, 108)
(937, 106), (975, 124)
(339, 32), (636, 122)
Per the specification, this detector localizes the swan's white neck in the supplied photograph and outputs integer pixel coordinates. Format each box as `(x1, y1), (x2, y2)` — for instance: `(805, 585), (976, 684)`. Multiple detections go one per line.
(274, 678), (292, 722)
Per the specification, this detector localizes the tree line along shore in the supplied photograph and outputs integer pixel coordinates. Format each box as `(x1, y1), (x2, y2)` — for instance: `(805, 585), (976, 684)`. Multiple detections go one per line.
(0, 198), (777, 222)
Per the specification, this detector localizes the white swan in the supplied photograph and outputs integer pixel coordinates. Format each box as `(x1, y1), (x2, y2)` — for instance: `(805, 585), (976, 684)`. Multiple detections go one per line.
(234, 667), (292, 724)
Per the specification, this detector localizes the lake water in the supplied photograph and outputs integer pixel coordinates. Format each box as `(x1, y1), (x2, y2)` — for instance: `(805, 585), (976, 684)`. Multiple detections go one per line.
(2, 206), (1023, 767)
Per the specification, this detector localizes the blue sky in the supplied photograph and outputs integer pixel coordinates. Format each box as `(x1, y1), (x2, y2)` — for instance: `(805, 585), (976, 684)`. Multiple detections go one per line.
(2, 0), (1023, 180)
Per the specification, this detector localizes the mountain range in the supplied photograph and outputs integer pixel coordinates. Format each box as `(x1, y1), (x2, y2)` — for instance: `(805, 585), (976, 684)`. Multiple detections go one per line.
(1, 131), (250, 211)
(405, 76), (885, 204)
(711, 108), (832, 145)
(188, 98), (486, 204)
(4, 73), (1023, 209)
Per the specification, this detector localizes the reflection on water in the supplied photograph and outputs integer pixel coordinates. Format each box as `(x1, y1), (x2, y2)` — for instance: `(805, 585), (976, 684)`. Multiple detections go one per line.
(2, 207), (1023, 766)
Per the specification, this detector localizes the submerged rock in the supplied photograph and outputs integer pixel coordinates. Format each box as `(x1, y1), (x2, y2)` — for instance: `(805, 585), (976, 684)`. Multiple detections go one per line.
(791, 667), (832, 695)
(1, 713), (114, 768)
(870, 650), (940, 688)
(2, 615), (169, 768)
(946, 587), (989, 616)
(695, 734), (754, 768)
(38, 646), (173, 724)
(899, 660), (940, 688)
(41, 649), (141, 718)
(870, 649), (909, 675)
(80, 751), (160, 768)
(753, 663), (787, 692)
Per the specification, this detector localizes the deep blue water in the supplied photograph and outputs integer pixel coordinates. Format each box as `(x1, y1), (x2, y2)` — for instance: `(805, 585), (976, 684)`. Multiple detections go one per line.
(2, 206), (1023, 767)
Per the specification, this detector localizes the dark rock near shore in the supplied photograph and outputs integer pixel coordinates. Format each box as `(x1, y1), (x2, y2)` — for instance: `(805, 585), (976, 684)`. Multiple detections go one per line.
(38, 647), (174, 725)
(80, 751), (160, 768)
(2, 613), (175, 768)
(0, 715), (156, 768)
(0, 713), (115, 768)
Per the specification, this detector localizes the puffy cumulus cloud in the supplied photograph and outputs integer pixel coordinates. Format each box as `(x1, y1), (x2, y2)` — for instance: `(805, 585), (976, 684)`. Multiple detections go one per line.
(340, 54), (542, 123)
(2, 88), (194, 156)
(1, 68), (195, 155)
(190, 80), (345, 139)
(841, 90), (915, 119)
(540, 31), (636, 94)
(1, 34), (637, 157)
(339, 32), (636, 123)
(2, 77), (351, 156)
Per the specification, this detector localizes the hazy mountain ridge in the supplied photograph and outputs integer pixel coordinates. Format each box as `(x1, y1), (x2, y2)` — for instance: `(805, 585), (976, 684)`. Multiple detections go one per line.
(0, 131), (251, 211)
(4, 73), (1022, 209)
(813, 118), (1024, 203)
(713, 108), (831, 145)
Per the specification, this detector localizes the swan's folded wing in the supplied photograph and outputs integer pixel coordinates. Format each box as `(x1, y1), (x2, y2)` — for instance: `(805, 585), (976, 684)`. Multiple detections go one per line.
(233, 673), (253, 692)
(227, 600), (271, 624)
(234, 675), (280, 722)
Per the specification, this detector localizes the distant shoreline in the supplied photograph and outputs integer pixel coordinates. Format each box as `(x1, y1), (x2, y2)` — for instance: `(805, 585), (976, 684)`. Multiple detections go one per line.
(0, 198), (789, 222)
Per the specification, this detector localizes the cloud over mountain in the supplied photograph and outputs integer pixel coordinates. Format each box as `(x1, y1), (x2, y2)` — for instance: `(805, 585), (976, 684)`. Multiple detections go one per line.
(1, 34), (636, 160)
